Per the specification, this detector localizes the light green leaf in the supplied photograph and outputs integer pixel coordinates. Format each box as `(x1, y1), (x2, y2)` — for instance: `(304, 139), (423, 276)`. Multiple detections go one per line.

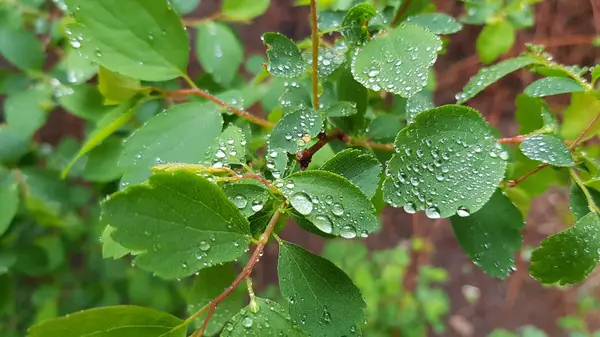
(561, 92), (600, 141)
(281, 170), (378, 237)
(171, 0), (201, 15)
(570, 183), (600, 221)
(188, 264), (245, 336)
(101, 225), (134, 259)
(98, 67), (142, 104)
(278, 241), (365, 336)
(322, 101), (357, 117)
(592, 65), (600, 84)
(520, 326), (548, 337)
(263, 32), (307, 78)
(0, 126), (29, 164)
(456, 56), (539, 104)
(0, 166), (19, 237)
(27, 305), (185, 337)
(524, 77), (585, 97)
(269, 109), (324, 154)
(341, 3), (376, 46)
(222, 0), (269, 20)
(476, 21), (515, 64)
(62, 99), (140, 178)
(222, 298), (307, 336)
(101, 171), (251, 279)
(304, 43), (347, 79)
(82, 137), (126, 182)
(196, 21), (243, 85)
(58, 85), (111, 121)
(450, 189), (524, 278)
(65, 0), (189, 81)
(0, 27), (44, 71)
(321, 149), (382, 199)
(202, 126), (246, 167)
(530, 212), (600, 285)
(405, 13), (462, 34)
(223, 182), (270, 217)
(4, 87), (49, 137)
(351, 23), (441, 97)
(519, 134), (574, 167)
(119, 102), (223, 188)
(383, 105), (507, 219)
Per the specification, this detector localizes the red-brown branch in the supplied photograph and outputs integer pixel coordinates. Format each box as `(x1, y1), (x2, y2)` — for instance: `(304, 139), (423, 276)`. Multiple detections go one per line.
(192, 208), (283, 337)
(296, 131), (348, 170)
(155, 88), (274, 128)
(392, 0), (412, 27)
(309, 0), (320, 109)
(497, 135), (528, 144)
(508, 164), (549, 187)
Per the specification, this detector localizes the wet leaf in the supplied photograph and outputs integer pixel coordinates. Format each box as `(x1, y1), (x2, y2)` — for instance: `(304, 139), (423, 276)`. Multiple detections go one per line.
(519, 134), (574, 167)
(406, 13), (462, 34)
(524, 77), (585, 97)
(101, 225), (133, 260)
(222, 298), (306, 336)
(383, 105), (507, 219)
(196, 21), (243, 85)
(263, 32), (307, 78)
(0, 166), (19, 237)
(223, 182), (270, 217)
(406, 89), (434, 122)
(321, 149), (382, 199)
(322, 101), (357, 117)
(570, 183), (600, 221)
(4, 87), (49, 138)
(304, 43), (347, 79)
(530, 212), (600, 285)
(341, 3), (376, 46)
(202, 126), (247, 168)
(269, 108), (324, 154)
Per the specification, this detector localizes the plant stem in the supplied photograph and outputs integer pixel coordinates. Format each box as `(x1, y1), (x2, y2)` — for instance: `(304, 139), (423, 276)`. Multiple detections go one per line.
(349, 138), (395, 151)
(191, 206), (285, 337)
(508, 164), (549, 187)
(569, 114), (600, 150)
(570, 169), (600, 214)
(497, 135), (528, 144)
(309, 0), (320, 110)
(182, 303), (210, 327)
(296, 131), (347, 170)
(391, 0), (412, 27)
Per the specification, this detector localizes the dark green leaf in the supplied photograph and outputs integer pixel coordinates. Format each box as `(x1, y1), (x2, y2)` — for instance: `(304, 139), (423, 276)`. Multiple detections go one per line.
(322, 101), (357, 117)
(119, 102), (223, 188)
(27, 305), (185, 337)
(570, 183), (600, 221)
(0, 126), (29, 164)
(281, 170), (378, 237)
(58, 85), (110, 121)
(196, 22), (243, 85)
(0, 166), (19, 237)
(341, 3), (376, 46)
(530, 212), (600, 285)
(224, 182), (270, 217)
(405, 13), (462, 34)
(367, 115), (403, 142)
(222, 298), (306, 336)
(450, 189), (524, 278)
(101, 171), (251, 279)
(331, 68), (368, 134)
(383, 105), (507, 219)
(278, 241), (365, 336)
(65, 0), (189, 81)
(202, 126), (247, 167)
(82, 137), (126, 182)
(476, 21), (515, 64)
(269, 109), (324, 154)
(263, 32), (307, 78)
(188, 264), (245, 335)
(519, 134), (574, 167)
(456, 56), (539, 104)
(4, 87), (49, 137)
(279, 80), (312, 114)
(351, 24), (441, 97)
(524, 77), (586, 97)
(59, 49), (99, 85)
(222, 0), (270, 20)
(21, 168), (71, 227)
(321, 149), (382, 199)
(515, 94), (557, 134)
(0, 27), (44, 71)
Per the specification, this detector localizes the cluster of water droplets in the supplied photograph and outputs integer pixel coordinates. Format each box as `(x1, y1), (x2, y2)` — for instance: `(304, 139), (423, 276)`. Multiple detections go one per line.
(279, 81), (311, 112)
(202, 127), (246, 168)
(232, 193), (266, 213)
(385, 133), (508, 219)
(305, 42), (348, 78)
(520, 134), (574, 167)
(265, 148), (287, 179)
(221, 300), (304, 336)
(269, 108), (324, 154)
(262, 34), (307, 77)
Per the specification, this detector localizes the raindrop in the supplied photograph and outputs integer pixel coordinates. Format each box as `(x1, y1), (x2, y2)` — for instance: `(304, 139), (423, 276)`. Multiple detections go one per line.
(313, 215), (333, 234)
(290, 193), (313, 215)
(233, 195), (247, 209)
(243, 317), (253, 328)
(331, 203), (344, 216)
(340, 225), (357, 239)
(456, 207), (471, 217)
(425, 207), (441, 219)
(199, 241), (211, 251)
(251, 200), (264, 212)
(403, 202), (416, 214)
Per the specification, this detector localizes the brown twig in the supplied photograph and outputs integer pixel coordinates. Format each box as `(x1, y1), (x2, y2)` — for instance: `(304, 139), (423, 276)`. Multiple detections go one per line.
(154, 87), (274, 128)
(309, 0), (320, 109)
(192, 207), (284, 337)
(508, 164), (549, 187)
(296, 131), (348, 170)
(391, 0), (413, 27)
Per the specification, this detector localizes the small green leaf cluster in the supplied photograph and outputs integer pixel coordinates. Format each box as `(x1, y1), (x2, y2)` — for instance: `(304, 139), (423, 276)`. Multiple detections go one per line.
(0, 0), (599, 336)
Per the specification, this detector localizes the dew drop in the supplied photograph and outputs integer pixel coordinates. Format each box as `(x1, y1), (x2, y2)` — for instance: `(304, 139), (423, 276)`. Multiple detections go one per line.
(403, 202), (416, 214)
(251, 200), (264, 212)
(456, 207), (470, 217)
(425, 207), (441, 219)
(340, 225), (357, 239)
(290, 193), (313, 215)
(199, 241), (211, 251)
(313, 215), (333, 234)
(331, 203), (345, 216)
(233, 195), (247, 209)
(243, 317), (253, 328)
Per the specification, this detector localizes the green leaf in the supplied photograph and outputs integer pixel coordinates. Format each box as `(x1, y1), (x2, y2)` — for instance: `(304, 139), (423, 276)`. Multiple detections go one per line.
(341, 3), (376, 46)
(98, 67), (142, 104)
(119, 102), (223, 188)
(331, 68), (368, 134)
(406, 89), (434, 122)
(561, 92), (600, 141)
(196, 22), (243, 85)
(171, 0), (201, 15)
(101, 171), (251, 279)
(279, 80), (312, 114)
(82, 137), (126, 182)
(304, 43), (347, 79)
(21, 168), (71, 227)
(263, 32), (307, 78)
(456, 56), (539, 104)
(59, 48), (99, 85)
(450, 189), (524, 278)
(202, 126), (247, 167)
(0, 126), (29, 164)
(269, 109), (324, 154)
(476, 21), (515, 64)
(101, 225), (134, 259)
(367, 115), (403, 142)
(515, 94), (557, 134)
(281, 170), (378, 237)
(0, 27), (44, 71)
(405, 13), (462, 35)
(351, 23), (441, 97)
(27, 305), (185, 337)
(188, 264), (245, 335)
(0, 166), (19, 237)
(58, 85), (110, 121)
(570, 183), (600, 221)
(524, 77), (585, 97)
(4, 87), (49, 137)
(62, 99), (140, 178)
(65, 0), (189, 81)
(383, 105), (507, 219)
(592, 65), (600, 84)
(322, 101), (357, 118)
(223, 182), (270, 217)
(278, 241), (365, 336)
(321, 149), (382, 199)
(519, 134), (574, 167)
(222, 0), (270, 20)
(222, 298), (306, 336)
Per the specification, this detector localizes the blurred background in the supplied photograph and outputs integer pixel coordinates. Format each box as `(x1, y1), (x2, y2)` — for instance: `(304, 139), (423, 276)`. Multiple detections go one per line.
(1, 0), (600, 336)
